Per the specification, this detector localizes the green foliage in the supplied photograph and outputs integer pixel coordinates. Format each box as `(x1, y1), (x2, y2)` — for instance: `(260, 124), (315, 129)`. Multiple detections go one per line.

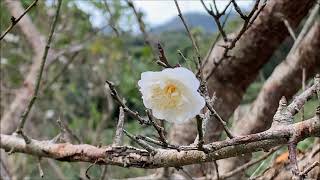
(1, 0), (317, 179)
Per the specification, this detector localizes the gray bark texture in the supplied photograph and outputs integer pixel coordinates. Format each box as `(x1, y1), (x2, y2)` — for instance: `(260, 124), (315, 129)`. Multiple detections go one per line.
(219, 14), (320, 179)
(169, 0), (316, 177)
(170, 0), (316, 145)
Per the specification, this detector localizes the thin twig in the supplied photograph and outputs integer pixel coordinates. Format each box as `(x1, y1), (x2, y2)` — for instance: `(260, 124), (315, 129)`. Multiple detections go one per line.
(126, 0), (156, 57)
(136, 135), (179, 150)
(299, 161), (319, 177)
(201, 91), (216, 136)
(202, 8), (232, 68)
(123, 129), (156, 154)
(0, 0), (38, 40)
(289, 3), (320, 54)
(282, 17), (297, 41)
(157, 43), (173, 68)
(105, 81), (150, 125)
(146, 110), (168, 147)
(102, 0), (120, 37)
(100, 107), (125, 180)
(204, 0), (267, 80)
(99, 166), (108, 180)
(231, 0), (247, 20)
(213, 160), (219, 180)
(37, 157), (44, 178)
(205, 92), (234, 139)
(196, 115), (204, 149)
(94, 83), (115, 145)
(176, 167), (194, 180)
(56, 117), (82, 144)
(200, 0), (231, 42)
(86, 160), (98, 179)
(217, 147), (280, 180)
(113, 107), (125, 146)
(15, 0), (63, 143)
(177, 50), (189, 62)
(43, 52), (79, 92)
(174, 0), (202, 73)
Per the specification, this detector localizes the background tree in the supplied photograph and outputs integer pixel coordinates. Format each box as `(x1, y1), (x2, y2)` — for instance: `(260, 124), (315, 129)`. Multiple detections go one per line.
(0, 0), (319, 179)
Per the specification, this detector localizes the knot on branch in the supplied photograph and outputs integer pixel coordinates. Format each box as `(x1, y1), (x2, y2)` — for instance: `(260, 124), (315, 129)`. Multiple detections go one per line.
(272, 96), (293, 128)
(10, 16), (16, 24)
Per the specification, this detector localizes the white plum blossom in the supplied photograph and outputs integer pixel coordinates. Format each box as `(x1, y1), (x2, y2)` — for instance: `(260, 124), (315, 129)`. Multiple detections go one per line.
(138, 67), (205, 123)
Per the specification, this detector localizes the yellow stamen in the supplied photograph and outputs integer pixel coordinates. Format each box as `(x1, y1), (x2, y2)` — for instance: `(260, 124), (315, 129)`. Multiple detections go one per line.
(165, 84), (176, 95)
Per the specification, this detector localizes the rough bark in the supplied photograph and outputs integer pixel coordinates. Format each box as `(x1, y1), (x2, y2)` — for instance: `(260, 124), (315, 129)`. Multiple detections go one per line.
(219, 20), (320, 177)
(1, 115), (319, 169)
(234, 20), (320, 137)
(169, 0), (316, 145)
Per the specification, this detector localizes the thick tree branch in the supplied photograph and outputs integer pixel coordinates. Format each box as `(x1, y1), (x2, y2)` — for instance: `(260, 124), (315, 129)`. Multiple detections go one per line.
(201, 0), (315, 143)
(233, 21), (320, 136)
(1, 116), (319, 168)
(170, 0), (315, 148)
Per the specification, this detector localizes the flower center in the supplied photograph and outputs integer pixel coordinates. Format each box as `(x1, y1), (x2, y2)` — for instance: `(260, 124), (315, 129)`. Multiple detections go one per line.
(165, 84), (176, 95)
(150, 82), (183, 110)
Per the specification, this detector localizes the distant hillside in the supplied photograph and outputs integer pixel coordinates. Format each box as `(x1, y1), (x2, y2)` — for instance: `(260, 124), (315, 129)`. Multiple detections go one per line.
(151, 12), (235, 33)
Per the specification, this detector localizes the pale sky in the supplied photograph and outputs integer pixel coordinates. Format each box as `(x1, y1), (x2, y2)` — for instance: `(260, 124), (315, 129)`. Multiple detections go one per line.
(75, 0), (254, 28)
(134, 0), (254, 26)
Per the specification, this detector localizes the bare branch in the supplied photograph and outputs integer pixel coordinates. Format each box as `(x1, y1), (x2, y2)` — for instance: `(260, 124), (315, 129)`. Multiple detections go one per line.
(287, 76), (319, 115)
(123, 130), (156, 154)
(231, 0), (247, 20)
(126, 0), (156, 56)
(200, 0), (230, 42)
(105, 81), (150, 125)
(56, 117), (82, 144)
(156, 43), (173, 68)
(43, 52), (79, 92)
(102, 0), (120, 37)
(113, 107), (125, 146)
(37, 157), (44, 178)
(299, 161), (320, 177)
(0, 0), (38, 40)
(1, 115), (319, 168)
(146, 110), (168, 147)
(174, 0), (202, 72)
(289, 4), (320, 54)
(206, 99), (235, 139)
(282, 17), (297, 40)
(205, 0), (268, 80)
(196, 147), (280, 180)
(202, 8), (232, 68)
(219, 147), (279, 180)
(15, 0), (63, 143)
